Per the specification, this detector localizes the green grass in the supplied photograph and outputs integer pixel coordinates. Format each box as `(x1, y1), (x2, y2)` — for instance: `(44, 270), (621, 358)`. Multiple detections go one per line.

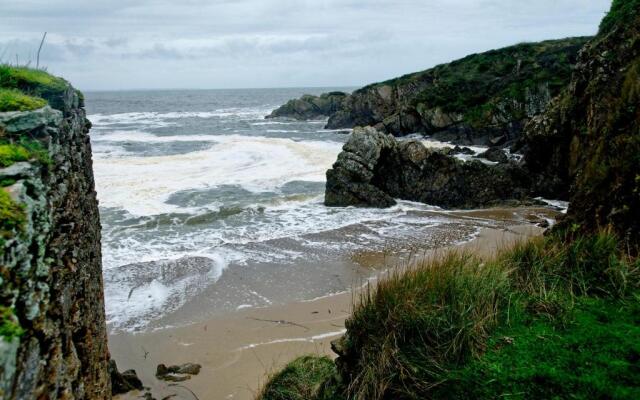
(0, 188), (26, 256)
(0, 139), (51, 168)
(257, 232), (640, 400)
(600, 0), (640, 34)
(434, 296), (640, 399)
(0, 306), (23, 341)
(0, 88), (46, 112)
(258, 356), (337, 400)
(0, 65), (69, 111)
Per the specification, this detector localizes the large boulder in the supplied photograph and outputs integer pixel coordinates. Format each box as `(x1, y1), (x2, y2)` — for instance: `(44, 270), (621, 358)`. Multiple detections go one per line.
(325, 127), (532, 208)
(266, 92), (348, 120)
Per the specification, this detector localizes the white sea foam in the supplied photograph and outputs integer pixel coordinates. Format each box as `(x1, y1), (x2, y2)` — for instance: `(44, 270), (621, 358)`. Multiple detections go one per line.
(238, 329), (347, 350)
(93, 134), (343, 216)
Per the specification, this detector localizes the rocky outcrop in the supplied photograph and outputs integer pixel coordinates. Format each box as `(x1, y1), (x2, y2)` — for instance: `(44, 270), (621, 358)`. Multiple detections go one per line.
(325, 38), (589, 145)
(0, 73), (110, 398)
(266, 92), (348, 120)
(325, 127), (532, 208)
(521, 0), (640, 244)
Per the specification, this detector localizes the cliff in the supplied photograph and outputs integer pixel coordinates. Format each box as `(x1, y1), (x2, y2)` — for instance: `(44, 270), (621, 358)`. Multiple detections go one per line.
(0, 67), (110, 398)
(522, 0), (640, 245)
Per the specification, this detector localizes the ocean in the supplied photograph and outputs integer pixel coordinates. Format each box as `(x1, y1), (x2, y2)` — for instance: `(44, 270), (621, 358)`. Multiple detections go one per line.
(86, 88), (486, 332)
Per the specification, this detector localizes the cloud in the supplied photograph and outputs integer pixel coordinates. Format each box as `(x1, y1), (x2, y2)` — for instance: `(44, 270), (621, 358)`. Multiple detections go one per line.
(0, 0), (612, 90)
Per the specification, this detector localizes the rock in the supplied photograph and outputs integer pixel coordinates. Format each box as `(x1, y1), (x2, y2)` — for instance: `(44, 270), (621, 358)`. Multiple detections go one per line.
(0, 106), (63, 134)
(452, 145), (475, 155)
(266, 92), (348, 120)
(109, 360), (143, 395)
(324, 127), (397, 207)
(156, 362), (202, 382)
(325, 126), (533, 209)
(478, 148), (509, 163)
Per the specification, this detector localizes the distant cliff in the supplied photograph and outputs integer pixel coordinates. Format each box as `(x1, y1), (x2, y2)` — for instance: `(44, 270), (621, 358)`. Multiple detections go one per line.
(0, 67), (110, 398)
(270, 37), (590, 146)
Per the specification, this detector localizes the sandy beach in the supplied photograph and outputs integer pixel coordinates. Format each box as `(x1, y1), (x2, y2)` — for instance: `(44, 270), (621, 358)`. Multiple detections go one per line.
(110, 207), (558, 400)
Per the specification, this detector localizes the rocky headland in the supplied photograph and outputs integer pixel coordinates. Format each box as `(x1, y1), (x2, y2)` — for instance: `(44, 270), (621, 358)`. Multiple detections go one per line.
(270, 37), (590, 147)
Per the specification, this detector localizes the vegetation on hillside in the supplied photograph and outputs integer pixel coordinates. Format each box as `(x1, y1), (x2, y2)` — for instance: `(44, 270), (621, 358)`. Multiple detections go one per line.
(257, 231), (639, 400)
(258, 356), (336, 400)
(599, 0), (640, 34)
(357, 37), (589, 128)
(0, 65), (78, 115)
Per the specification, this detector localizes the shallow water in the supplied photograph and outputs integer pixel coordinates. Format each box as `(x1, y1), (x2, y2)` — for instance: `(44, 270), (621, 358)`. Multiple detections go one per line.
(86, 89), (538, 332)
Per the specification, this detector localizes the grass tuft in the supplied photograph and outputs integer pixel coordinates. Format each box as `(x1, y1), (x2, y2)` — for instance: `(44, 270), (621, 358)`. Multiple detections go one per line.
(257, 356), (336, 400)
(0, 88), (46, 112)
(0, 306), (23, 341)
(0, 139), (51, 168)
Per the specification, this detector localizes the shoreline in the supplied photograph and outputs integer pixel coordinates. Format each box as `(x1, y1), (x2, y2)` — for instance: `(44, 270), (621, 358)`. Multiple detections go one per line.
(110, 209), (552, 400)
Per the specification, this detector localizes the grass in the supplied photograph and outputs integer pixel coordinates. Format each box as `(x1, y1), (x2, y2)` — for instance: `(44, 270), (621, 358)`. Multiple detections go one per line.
(0, 88), (46, 112)
(433, 296), (640, 399)
(0, 139), (51, 168)
(257, 231), (640, 400)
(0, 306), (23, 341)
(600, 0), (640, 34)
(257, 356), (337, 400)
(0, 65), (68, 111)
(0, 188), (26, 257)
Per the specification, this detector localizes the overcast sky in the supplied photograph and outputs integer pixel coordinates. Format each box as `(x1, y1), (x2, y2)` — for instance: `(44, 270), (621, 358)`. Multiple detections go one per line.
(0, 0), (611, 91)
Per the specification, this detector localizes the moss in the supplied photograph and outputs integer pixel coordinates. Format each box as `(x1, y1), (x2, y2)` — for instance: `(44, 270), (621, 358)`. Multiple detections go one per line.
(0, 188), (26, 257)
(0, 139), (50, 168)
(0, 306), (23, 341)
(258, 356), (337, 400)
(0, 89), (47, 112)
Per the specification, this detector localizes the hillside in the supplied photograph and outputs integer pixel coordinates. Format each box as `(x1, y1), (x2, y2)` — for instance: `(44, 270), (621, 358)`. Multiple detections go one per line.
(269, 37), (590, 146)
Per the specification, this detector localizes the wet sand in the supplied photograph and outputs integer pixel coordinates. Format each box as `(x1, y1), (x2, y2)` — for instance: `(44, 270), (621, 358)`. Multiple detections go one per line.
(110, 207), (558, 400)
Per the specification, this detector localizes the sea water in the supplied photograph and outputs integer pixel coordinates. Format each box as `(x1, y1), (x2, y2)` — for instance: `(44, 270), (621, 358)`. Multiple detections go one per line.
(86, 88), (478, 332)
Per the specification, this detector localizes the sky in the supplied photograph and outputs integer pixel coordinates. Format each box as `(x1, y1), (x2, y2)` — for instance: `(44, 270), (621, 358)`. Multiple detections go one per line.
(0, 0), (612, 91)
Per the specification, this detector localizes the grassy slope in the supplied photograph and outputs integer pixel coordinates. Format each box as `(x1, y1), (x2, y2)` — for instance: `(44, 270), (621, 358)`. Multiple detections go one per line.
(257, 232), (639, 400)
(356, 37), (589, 128)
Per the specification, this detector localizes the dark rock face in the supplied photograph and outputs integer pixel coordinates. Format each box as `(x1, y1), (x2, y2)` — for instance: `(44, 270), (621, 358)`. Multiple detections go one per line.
(0, 82), (110, 398)
(522, 3), (640, 245)
(266, 92), (348, 120)
(477, 148), (509, 164)
(325, 127), (532, 209)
